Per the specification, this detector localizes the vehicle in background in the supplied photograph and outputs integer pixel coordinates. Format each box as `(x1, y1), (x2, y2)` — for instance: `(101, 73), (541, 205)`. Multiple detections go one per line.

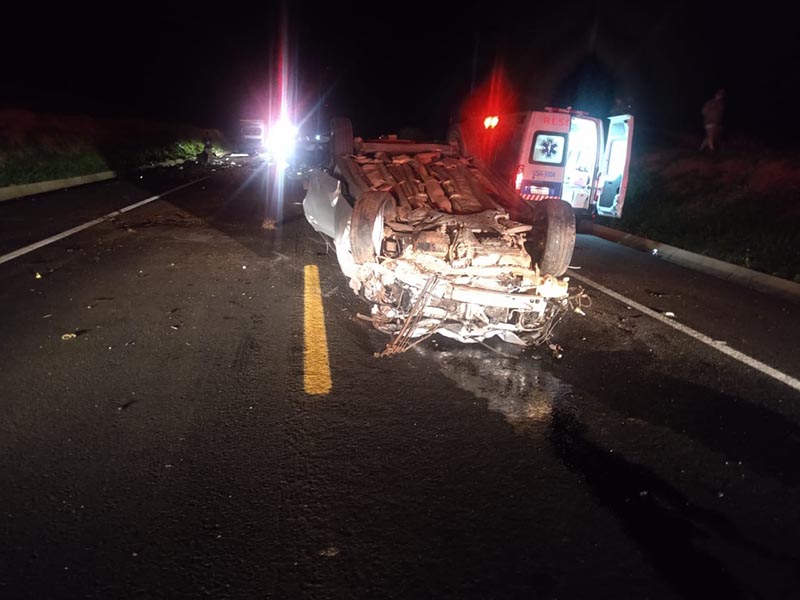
(238, 119), (266, 156)
(285, 133), (331, 182)
(449, 108), (634, 219)
(301, 118), (582, 352)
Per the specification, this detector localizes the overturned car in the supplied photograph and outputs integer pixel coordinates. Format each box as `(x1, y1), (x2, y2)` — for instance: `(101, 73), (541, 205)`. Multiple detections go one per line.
(302, 118), (583, 354)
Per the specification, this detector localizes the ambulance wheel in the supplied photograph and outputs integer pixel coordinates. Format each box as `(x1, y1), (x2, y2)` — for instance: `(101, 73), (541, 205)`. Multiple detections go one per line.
(530, 199), (576, 277)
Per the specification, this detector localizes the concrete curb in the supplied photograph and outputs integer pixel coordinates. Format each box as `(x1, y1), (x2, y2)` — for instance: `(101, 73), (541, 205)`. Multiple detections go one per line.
(0, 158), (206, 203)
(583, 223), (800, 303)
(0, 171), (117, 203)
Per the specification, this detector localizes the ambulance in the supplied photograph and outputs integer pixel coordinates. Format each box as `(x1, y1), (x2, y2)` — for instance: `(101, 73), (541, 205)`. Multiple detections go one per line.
(448, 107), (634, 219)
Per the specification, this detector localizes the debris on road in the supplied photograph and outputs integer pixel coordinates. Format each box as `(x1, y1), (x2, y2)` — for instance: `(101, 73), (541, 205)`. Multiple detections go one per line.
(664, 311), (676, 318)
(261, 218), (277, 230)
(61, 333), (77, 340)
(319, 547), (340, 558)
(35, 272), (42, 279)
(646, 289), (680, 299)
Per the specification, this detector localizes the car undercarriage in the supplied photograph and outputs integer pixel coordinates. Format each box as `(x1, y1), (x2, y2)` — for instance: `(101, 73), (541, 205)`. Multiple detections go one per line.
(302, 121), (583, 353)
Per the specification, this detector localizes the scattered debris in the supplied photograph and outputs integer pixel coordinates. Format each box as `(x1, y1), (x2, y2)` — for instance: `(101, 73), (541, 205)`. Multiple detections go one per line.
(61, 333), (77, 341)
(242, 265), (247, 270)
(35, 272), (42, 279)
(664, 311), (676, 318)
(261, 218), (277, 230)
(646, 289), (680, 299)
(319, 547), (340, 558)
(170, 325), (180, 330)
(548, 343), (564, 360)
(378, 275), (440, 357)
(42, 314), (53, 319)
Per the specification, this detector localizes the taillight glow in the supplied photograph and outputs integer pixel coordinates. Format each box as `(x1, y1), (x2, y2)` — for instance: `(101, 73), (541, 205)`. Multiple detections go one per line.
(514, 165), (524, 190)
(483, 115), (499, 129)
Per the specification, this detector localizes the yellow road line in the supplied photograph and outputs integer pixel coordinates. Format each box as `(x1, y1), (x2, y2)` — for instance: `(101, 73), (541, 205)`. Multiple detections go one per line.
(303, 264), (332, 394)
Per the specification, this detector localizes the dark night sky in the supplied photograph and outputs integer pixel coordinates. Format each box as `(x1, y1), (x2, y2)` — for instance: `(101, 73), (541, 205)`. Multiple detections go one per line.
(3, 1), (799, 145)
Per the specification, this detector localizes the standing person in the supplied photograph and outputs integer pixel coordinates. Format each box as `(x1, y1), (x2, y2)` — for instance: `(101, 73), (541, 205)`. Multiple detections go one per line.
(700, 89), (726, 151)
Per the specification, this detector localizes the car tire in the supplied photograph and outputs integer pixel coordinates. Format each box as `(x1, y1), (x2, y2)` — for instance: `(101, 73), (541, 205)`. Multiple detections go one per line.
(350, 191), (394, 264)
(447, 124), (468, 157)
(530, 198), (576, 276)
(331, 117), (354, 158)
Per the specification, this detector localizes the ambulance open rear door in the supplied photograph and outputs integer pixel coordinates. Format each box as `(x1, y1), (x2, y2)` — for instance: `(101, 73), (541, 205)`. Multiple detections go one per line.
(595, 115), (634, 218)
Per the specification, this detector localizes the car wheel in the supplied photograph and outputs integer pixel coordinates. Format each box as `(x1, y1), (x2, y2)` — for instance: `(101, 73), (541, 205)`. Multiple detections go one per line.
(350, 191), (394, 264)
(331, 117), (354, 158)
(447, 124), (468, 157)
(528, 198), (576, 276)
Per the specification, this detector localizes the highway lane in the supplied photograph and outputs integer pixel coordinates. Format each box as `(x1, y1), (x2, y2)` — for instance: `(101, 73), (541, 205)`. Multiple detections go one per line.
(1, 163), (799, 599)
(570, 234), (800, 381)
(0, 163), (219, 257)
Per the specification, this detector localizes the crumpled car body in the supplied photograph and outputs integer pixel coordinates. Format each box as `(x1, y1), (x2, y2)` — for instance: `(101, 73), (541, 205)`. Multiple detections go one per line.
(302, 136), (575, 351)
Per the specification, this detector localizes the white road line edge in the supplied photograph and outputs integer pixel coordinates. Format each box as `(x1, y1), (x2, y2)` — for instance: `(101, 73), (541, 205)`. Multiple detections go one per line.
(570, 271), (800, 394)
(0, 176), (209, 266)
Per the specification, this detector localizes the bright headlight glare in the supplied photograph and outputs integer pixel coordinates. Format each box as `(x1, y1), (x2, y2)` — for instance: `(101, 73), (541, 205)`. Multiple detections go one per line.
(267, 118), (298, 168)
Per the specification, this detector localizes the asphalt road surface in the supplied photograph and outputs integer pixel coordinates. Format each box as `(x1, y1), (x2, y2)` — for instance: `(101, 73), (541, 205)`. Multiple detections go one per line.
(2, 161), (799, 599)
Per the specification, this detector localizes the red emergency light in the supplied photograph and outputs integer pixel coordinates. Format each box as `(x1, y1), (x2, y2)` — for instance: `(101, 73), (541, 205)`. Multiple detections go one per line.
(483, 115), (499, 129)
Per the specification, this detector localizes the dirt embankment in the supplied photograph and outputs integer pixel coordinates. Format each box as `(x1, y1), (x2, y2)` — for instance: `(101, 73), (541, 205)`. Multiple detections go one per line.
(602, 137), (800, 281)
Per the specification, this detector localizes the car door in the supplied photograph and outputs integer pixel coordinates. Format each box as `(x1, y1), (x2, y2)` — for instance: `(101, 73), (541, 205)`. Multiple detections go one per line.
(595, 114), (634, 218)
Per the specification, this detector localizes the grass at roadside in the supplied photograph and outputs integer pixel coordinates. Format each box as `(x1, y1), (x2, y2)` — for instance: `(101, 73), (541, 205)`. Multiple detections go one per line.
(598, 138), (800, 282)
(0, 110), (229, 187)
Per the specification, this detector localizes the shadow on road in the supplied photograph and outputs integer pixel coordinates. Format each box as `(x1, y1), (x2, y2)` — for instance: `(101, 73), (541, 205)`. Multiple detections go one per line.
(552, 348), (800, 486)
(549, 403), (782, 599)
